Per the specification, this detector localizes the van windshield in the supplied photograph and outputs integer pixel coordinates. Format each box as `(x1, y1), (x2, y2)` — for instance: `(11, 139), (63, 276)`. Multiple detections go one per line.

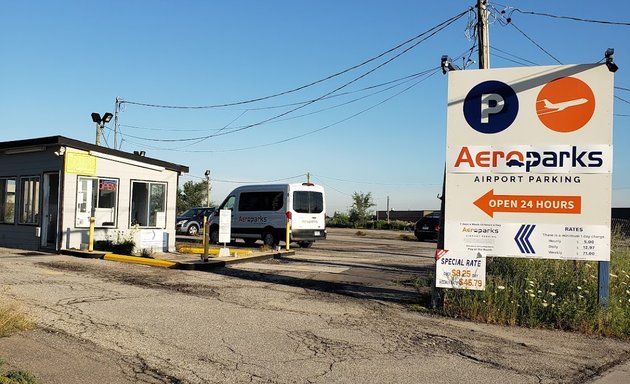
(293, 191), (323, 214)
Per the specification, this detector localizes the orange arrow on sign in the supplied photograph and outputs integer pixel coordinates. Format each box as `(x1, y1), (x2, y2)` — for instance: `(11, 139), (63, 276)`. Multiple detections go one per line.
(473, 189), (582, 218)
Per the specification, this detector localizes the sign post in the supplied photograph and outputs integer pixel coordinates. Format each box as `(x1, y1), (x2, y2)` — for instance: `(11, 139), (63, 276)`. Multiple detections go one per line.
(440, 64), (614, 292)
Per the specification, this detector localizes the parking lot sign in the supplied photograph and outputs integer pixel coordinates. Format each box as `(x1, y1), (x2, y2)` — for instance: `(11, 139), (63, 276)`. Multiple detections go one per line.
(438, 64), (613, 289)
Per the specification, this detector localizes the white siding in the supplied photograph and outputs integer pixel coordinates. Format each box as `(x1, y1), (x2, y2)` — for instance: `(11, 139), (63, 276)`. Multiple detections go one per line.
(60, 149), (179, 253)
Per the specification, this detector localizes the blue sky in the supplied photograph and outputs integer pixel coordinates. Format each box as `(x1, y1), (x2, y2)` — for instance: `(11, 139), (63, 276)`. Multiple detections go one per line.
(1, 1), (628, 214)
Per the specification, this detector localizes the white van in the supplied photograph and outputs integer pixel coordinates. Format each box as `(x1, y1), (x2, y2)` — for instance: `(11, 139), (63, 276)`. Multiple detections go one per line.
(209, 183), (326, 248)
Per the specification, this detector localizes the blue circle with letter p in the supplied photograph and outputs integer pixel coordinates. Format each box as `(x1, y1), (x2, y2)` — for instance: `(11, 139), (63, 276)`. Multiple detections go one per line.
(463, 80), (518, 134)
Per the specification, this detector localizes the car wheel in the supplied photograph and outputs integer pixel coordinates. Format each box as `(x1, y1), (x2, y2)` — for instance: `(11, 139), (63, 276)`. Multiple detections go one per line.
(263, 231), (277, 247)
(187, 224), (200, 236)
(298, 241), (313, 248)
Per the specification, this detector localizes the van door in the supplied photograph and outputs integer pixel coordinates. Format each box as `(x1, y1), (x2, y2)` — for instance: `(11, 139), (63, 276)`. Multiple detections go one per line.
(290, 188), (326, 242)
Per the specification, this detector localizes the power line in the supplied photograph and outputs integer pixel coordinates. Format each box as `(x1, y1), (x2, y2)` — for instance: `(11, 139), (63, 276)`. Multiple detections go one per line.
(113, 12), (464, 145)
(312, 173), (441, 187)
(509, 9), (630, 26)
(122, 10), (468, 146)
(615, 95), (630, 106)
(506, 20), (563, 65)
(108, 69), (435, 144)
(120, 8), (471, 111)
(181, 173), (305, 184)
(117, 70), (435, 134)
(490, 45), (540, 66)
(119, 67), (441, 153)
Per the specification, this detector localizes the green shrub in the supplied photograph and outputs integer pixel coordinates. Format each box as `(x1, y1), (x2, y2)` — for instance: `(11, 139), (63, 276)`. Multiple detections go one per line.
(0, 360), (38, 384)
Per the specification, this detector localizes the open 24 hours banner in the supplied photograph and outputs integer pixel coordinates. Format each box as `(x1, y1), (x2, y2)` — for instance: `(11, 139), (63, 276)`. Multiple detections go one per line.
(438, 64), (613, 290)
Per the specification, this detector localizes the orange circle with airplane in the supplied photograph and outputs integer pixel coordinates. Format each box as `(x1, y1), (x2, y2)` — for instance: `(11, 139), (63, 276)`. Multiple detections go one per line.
(536, 76), (595, 133)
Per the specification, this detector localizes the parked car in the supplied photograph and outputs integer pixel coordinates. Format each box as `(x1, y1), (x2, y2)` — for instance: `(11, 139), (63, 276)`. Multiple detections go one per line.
(176, 207), (215, 236)
(414, 211), (441, 241)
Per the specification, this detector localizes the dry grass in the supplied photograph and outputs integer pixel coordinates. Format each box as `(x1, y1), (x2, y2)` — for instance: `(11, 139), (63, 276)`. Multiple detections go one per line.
(0, 303), (32, 338)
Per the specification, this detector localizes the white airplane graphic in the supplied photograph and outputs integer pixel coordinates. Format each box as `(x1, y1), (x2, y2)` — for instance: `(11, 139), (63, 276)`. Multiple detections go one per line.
(541, 97), (588, 112)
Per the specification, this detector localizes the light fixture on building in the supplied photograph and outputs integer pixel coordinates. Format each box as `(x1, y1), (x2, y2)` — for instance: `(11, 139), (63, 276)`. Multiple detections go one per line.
(440, 55), (459, 74)
(605, 48), (618, 73)
(54, 146), (66, 156)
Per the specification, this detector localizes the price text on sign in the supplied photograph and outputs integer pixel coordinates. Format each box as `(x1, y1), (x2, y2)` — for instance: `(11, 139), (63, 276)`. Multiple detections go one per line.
(436, 253), (486, 290)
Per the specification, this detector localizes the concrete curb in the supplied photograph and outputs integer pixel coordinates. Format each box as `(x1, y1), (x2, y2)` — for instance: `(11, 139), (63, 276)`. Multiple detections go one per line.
(61, 248), (295, 271)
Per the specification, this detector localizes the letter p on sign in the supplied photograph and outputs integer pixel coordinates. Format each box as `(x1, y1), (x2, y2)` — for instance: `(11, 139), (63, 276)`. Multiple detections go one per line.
(480, 93), (504, 123)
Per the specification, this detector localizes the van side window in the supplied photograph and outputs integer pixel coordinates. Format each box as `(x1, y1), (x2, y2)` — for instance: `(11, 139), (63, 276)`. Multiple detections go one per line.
(293, 191), (323, 214)
(220, 195), (236, 210)
(239, 191), (284, 211)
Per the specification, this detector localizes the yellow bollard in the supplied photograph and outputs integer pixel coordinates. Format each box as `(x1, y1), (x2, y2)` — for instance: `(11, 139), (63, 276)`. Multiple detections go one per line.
(88, 216), (95, 252)
(202, 216), (209, 262)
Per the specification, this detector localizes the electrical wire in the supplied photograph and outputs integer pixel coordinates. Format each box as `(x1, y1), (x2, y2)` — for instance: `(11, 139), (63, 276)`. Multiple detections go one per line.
(490, 45), (540, 66)
(506, 20), (563, 65)
(119, 10), (468, 146)
(312, 173), (440, 187)
(117, 70), (434, 134)
(509, 9), (630, 26)
(108, 69), (434, 144)
(181, 173), (306, 184)
(120, 8), (471, 111)
(119, 67), (441, 153)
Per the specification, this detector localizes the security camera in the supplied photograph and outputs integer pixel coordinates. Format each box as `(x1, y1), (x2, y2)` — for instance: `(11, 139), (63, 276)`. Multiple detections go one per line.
(605, 48), (618, 73)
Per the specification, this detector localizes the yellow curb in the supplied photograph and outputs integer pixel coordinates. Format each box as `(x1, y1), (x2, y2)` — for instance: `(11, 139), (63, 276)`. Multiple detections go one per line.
(103, 253), (179, 268)
(177, 246), (253, 256)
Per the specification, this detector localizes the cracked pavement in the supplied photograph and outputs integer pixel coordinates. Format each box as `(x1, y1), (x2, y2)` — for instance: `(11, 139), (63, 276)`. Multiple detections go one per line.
(0, 230), (629, 383)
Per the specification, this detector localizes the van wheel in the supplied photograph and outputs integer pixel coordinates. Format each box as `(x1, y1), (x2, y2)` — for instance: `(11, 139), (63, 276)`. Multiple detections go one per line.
(187, 224), (199, 236)
(209, 226), (219, 244)
(298, 241), (313, 248)
(263, 231), (278, 246)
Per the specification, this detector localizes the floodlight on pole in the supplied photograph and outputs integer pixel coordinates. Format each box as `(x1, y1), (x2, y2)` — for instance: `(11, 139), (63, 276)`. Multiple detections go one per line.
(91, 112), (114, 146)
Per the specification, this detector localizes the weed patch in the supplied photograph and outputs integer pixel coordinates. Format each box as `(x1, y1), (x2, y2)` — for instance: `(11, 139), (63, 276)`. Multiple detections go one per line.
(0, 303), (32, 338)
(424, 231), (630, 338)
(0, 360), (38, 384)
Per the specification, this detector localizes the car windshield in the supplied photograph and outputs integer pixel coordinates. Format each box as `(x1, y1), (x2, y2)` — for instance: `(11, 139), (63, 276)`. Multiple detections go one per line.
(180, 208), (199, 218)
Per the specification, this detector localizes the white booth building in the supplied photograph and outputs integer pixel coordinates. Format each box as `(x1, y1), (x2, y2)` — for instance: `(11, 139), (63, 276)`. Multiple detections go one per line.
(0, 136), (188, 253)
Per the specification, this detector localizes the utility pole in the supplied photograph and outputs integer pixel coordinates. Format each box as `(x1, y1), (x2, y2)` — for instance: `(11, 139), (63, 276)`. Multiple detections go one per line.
(477, 0), (490, 69)
(433, 0), (490, 309)
(306, 172), (311, 184)
(95, 121), (102, 146)
(114, 96), (121, 149)
(386, 196), (390, 224)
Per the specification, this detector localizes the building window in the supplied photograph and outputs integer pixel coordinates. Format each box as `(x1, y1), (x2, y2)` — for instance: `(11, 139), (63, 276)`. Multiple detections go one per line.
(19, 176), (40, 225)
(76, 177), (119, 227)
(0, 178), (16, 224)
(131, 181), (166, 228)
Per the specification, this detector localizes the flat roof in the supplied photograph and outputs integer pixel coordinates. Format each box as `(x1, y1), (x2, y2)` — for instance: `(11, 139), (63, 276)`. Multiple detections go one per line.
(0, 135), (189, 173)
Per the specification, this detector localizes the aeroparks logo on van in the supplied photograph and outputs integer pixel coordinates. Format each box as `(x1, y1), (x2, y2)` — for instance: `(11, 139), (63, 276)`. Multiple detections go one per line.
(463, 80), (519, 134)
